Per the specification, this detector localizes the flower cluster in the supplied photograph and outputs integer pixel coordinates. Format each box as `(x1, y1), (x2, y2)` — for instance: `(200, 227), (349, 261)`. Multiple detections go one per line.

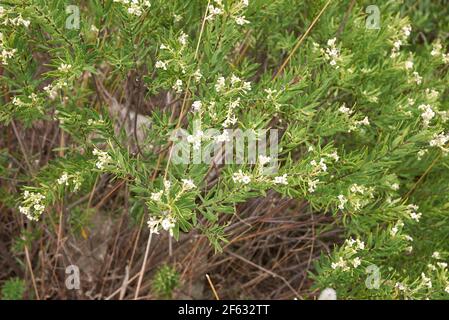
(93, 148), (112, 170)
(147, 178), (198, 236)
(113, 0), (151, 17)
(322, 38), (341, 68)
(215, 74), (251, 94)
(206, 0), (249, 27)
(232, 170), (251, 185)
(331, 238), (365, 271)
(19, 190), (46, 221)
(430, 39), (449, 64)
(337, 184), (375, 212)
(418, 104), (435, 127)
(147, 214), (176, 236)
(406, 204), (422, 223)
(0, 31), (18, 66)
(43, 81), (68, 100)
(307, 152), (339, 193)
(429, 132), (449, 153)
(1, 6), (30, 28)
(390, 24), (412, 58)
(57, 172), (83, 192)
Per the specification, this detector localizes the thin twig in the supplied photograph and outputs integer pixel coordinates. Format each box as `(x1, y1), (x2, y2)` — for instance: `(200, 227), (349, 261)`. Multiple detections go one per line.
(25, 244), (40, 300)
(273, 0), (332, 80)
(206, 274), (220, 300)
(134, 232), (153, 299)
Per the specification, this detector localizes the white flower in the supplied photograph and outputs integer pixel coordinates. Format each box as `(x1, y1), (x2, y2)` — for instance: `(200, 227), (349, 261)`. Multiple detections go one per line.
(428, 264), (437, 271)
(442, 53), (449, 64)
(308, 179), (319, 193)
(412, 71), (422, 85)
(214, 130), (230, 143)
(421, 273), (432, 288)
(337, 194), (347, 210)
(58, 63), (72, 73)
(57, 172), (69, 186)
(432, 251), (441, 259)
(331, 257), (349, 271)
(258, 155), (271, 166)
(429, 132), (449, 149)
(328, 151), (339, 162)
(235, 16), (250, 25)
(19, 206), (30, 216)
(187, 129), (204, 150)
(215, 76), (226, 92)
(395, 282), (406, 291)
(416, 149), (429, 160)
(431, 41), (442, 56)
(357, 116), (370, 126)
(404, 59), (414, 70)
(43, 84), (58, 100)
(192, 100), (202, 112)
(194, 69), (203, 82)
(323, 38), (340, 68)
(356, 239), (365, 250)
(407, 204), (422, 222)
(173, 14), (182, 22)
(230, 74), (241, 86)
(339, 105), (352, 115)
(273, 174), (288, 185)
(91, 25), (99, 33)
(12, 97), (24, 106)
(402, 25), (412, 38)
(172, 79), (183, 93)
(127, 6), (142, 16)
(161, 217), (176, 235)
(393, 40), (402, 50)
(72, 175), (82, 192)
(410, 211), (422, 222)
(327, 38), (336, 47)
(93, 148), (112, 170)
(391, 226), (398, 237)
(352, 257), (361, 268)
(418, 104), (434, 127)
(178, 31), (188, 46)
(445, 285), (449, 294)
(164, 180), (171, 190)
(232, 170), (251, 185)
(425, 88), (439, 99)
(242, 81), (252, 92)
(206, 4), (223, 21)
(264, 88), (277, 99)
(155, 60), (167, 70)
(319, 158), (327, 172)
(20, 190), (46, 221)
(150, 190), (163, 202)
(147, 217), (160, 234)
(438, 262), (448, 269)
(181, 179), (196, 190)
(391, 183), (400, 191)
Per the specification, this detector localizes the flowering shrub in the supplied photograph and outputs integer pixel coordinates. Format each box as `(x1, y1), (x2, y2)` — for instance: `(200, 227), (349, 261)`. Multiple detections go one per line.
(1, 0), (449, 299)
